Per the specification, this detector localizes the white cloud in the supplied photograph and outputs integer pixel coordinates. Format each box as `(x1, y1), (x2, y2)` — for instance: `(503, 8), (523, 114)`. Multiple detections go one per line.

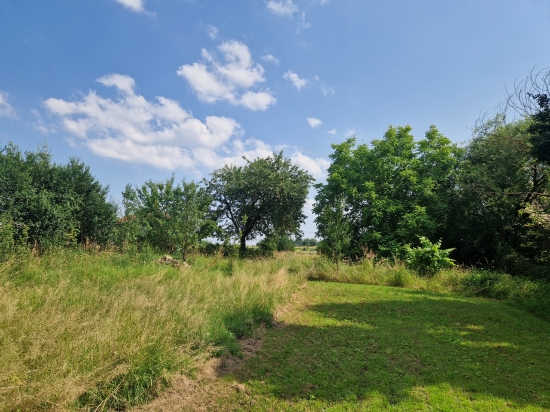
(0, 92), (16, 118)
(221, 139), (329, 179)
(113, 0), (146, 13)
(240, 91), (277, 111)
(206, 25), (219, 40)
(290, 151), (330, 179)
(284, 70), (308, 90)
(44, 74), (243, 170)
(267, 0), (298, 17)
(261, 54), (280, 65)
(344, 128), (357, 137)
(178, 40), (276, 111)
(307, 117), (322, 128)
(297, 12), (311, 32)
(327, 129), (337, 135)
(321, 85), (335, 96)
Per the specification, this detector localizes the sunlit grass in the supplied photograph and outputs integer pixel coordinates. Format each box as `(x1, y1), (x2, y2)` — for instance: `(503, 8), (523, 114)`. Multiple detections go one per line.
(223, 282), (550, 411)
(0, 250), (308, 411)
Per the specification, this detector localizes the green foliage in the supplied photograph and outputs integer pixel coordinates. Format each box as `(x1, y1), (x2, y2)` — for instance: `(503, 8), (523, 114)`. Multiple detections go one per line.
(121, 176), (214, 259)
(315, 126), (462, 259)
(0, 214), (14, 262)
(449, 117), (550, 276)
(257, 235), (296, 252)
(207, 152), (313, 252)
(528, 92), (550, 164)
(0, 142), (117, 250)
(295, 237), (317, 247)
(402, 236), (455, 277)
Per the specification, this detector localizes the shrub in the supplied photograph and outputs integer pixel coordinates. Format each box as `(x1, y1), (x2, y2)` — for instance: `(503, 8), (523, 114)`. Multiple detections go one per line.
(0, 215), (14, 262)
(257, 235), (296, 252)
(402, 236), (455, 277)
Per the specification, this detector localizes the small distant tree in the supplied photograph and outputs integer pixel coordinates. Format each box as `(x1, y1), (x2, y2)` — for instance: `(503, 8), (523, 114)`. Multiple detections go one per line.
(122, 176), (213, 259)
(206, 152), (313, 253)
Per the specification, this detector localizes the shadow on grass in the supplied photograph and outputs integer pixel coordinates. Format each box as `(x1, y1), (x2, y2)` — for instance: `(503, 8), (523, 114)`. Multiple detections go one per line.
(234, 286), (550, 409)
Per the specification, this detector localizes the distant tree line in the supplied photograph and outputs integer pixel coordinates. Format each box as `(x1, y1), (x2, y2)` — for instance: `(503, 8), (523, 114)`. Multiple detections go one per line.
(0, 147), (313, 261)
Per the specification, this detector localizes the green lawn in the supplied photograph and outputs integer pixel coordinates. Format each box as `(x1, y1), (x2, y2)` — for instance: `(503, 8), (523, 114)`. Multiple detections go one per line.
(219, 282), (550, 411)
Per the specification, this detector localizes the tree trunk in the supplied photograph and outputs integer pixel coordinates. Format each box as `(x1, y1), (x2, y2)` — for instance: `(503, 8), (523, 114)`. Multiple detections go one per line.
(240, 235), (246, 253)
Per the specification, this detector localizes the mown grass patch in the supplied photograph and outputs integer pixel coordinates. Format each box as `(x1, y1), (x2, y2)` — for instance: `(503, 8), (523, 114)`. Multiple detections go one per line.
(224, 282), (550, 411)
(306, 258), (550, 321)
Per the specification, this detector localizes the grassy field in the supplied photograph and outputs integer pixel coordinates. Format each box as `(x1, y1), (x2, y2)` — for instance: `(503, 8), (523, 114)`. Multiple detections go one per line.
(210, 282), (550, 411)
(0, 250), (307, 411)
(1, 250), (549, 411)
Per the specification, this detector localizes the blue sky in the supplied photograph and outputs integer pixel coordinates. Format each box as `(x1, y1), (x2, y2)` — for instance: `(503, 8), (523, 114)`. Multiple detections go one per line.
(1, 0), (550, 238)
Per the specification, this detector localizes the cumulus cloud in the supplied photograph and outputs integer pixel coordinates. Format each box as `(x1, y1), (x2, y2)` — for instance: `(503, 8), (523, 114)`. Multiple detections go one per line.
(113, 0), (146, 13)
(0, 92), (16, 118)
(261, 54), (280, 65)
(44, 74), (243, 170)
(290, 151), (330, 179)
(284, 70), (308, 90)
(267, 0), (298, 17)
(178, 40), (276, 111)
(327, 129), (337, 135)
(42, 74), (324, 176)
(307, 117), (322, 128)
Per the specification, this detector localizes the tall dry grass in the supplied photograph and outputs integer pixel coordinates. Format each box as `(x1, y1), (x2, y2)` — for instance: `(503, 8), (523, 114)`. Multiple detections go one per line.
(0, 250), (307, 411)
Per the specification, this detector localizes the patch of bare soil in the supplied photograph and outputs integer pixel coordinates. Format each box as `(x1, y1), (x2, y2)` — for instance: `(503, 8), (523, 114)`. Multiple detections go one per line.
(131, 329), (264, 412)
(132, 281), (309, 412)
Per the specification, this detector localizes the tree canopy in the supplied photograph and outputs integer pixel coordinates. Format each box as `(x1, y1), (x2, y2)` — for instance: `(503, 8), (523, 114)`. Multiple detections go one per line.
(206, 152), (313, 252)
(0, 143), (117, 249)
(120, 176), (213, 259)
(314, 126), (463, 259)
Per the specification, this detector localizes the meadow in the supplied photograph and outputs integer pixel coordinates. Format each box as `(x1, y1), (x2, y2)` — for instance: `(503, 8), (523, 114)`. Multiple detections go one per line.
(0, 250), (549, 411)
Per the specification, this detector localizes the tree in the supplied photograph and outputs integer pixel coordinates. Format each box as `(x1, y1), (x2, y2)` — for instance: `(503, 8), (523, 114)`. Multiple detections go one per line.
(314, 126), (462, 259)
(505, 68), (550, 164)
(449, 116), (550, 275)
(206, 152), (313, 253)
(121, 176), (213, 259)
(0, 142), (117, 249)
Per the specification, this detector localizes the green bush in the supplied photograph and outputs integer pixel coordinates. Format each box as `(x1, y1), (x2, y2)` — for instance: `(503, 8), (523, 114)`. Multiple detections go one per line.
(0, 216), (14, 262)
(402, 236), (455, 277)
(257, 235), (296, 252)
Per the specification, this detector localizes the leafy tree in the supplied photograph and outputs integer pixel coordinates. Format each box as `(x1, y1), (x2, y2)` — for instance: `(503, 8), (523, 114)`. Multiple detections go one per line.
(528, 93), (550, 164)
(505, 67), (550, 164)
(257, 235), (296, 252)
(295, 237), (318, 247)
(315, 195), (352, 261)
(206, 152), (313, 253)
(0, 143), (117, 249)
(121, 176), (213, 259)
(314, 126), (462, 259)
(449, 116), (550, 275)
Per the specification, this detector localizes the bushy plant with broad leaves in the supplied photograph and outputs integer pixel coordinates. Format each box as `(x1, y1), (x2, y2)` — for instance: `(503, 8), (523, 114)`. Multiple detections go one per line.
(402, 236), (455, 277)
